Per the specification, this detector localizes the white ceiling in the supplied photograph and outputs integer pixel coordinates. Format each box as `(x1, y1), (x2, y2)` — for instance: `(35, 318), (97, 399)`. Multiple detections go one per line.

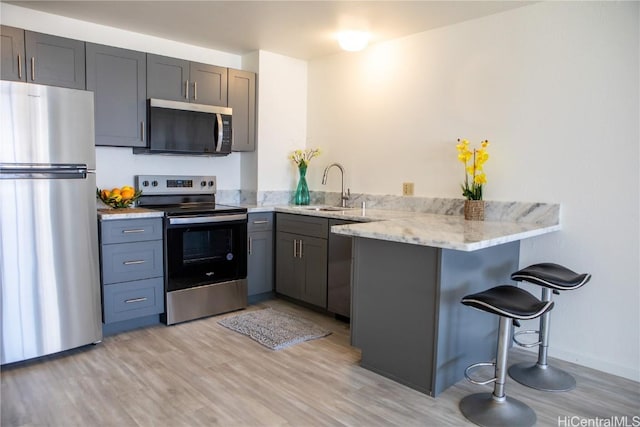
(7, 1), (532, 60)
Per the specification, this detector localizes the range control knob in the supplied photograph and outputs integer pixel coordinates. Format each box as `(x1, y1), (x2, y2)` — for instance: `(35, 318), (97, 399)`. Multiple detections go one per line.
(151, 180), (158, 187)
(201, 181), (207, 187)
(142, 180), (149, 187)
(208, 180), (215, 187)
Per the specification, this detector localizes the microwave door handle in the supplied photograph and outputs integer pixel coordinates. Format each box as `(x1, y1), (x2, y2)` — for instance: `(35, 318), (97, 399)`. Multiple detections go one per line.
(215, 113), (223, 152)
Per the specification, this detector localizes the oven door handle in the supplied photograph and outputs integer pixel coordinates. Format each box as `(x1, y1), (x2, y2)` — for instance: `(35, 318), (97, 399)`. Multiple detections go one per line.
(168, 213), (247, 225)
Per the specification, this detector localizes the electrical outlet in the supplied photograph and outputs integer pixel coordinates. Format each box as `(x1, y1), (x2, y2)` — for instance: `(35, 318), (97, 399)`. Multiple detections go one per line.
(402, 182), (414, 196)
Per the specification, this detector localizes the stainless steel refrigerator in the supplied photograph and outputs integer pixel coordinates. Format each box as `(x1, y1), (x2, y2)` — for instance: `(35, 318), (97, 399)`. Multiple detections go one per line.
(1, 81), (102, 365)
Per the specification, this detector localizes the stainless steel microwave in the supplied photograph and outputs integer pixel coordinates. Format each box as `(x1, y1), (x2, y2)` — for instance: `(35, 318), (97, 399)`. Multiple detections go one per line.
(134, 99), (232, 156)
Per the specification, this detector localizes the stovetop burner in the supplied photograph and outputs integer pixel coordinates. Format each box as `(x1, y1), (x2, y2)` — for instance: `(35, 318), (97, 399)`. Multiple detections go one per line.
(158, 203), (246, 217)
(134, 174), (246, 216)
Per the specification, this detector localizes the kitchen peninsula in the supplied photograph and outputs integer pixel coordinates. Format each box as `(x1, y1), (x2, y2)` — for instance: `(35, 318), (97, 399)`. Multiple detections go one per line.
(330, 213), (560, 397)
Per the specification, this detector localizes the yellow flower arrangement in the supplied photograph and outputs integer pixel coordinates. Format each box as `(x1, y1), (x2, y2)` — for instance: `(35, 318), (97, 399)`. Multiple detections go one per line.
(289, 148), (321, 167)
(456, 138), (490, 200)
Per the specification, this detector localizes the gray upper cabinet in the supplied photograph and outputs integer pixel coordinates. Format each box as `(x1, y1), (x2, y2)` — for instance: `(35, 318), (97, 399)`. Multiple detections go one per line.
(24, 31), (85, 89)
(1, 26), (26, 82)
(190, 62), (227, 106)
(86, 44), (146, 147)
(6, 26), (258, 150)
(147, 54), (227, 106)
(228, 68), (256, 151)
(146, 54), (189, 102)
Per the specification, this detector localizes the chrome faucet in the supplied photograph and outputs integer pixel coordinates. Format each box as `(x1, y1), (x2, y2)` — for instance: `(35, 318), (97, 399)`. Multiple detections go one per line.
(322, 163), (350, 208)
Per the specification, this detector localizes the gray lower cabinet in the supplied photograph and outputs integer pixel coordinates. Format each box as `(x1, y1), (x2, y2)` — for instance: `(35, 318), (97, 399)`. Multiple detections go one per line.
(24, 31), (85, 89)
(86, 43), (146, 147)
(228, 68), (256, 152)
(247, 212), (274, 297)
(147, 53), (227, 106)
(99, 218), (164, 326)
(1, 25), (26, 81)
(275, 214), (328, 308)
(327, 219), (355, 317)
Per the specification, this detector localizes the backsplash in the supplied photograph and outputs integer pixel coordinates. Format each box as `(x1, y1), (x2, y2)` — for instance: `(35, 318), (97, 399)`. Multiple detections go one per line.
(223, 190), (560, 226)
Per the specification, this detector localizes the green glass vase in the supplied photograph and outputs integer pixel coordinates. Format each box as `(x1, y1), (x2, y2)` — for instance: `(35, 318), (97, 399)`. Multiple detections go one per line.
(294, 163), (310, 205)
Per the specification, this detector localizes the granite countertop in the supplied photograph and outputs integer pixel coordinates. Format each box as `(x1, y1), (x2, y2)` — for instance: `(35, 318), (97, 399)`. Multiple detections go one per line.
(243, 204), (560, 251)
(97, 207), (164, 220)
(330, 213), (561, 252)
(97, 202), (560, 251)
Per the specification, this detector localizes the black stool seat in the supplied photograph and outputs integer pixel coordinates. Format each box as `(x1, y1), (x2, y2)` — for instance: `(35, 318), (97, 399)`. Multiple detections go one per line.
(508, 262), (591, 392)
(462, 285), (554, 320)
(459, 284), (553, 427)
(511, 262), (591, 290)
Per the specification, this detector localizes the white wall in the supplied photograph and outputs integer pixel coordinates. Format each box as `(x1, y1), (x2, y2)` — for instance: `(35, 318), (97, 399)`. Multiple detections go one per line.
(307, 1), (640, 381)
(254, 51), (308, 193)
(235, 50), (309, 196)
(1, 3), (244, 190)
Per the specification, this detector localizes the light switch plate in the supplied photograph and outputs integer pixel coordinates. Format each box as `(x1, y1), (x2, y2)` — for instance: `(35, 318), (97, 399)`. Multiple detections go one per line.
(402, 182), (414, 196)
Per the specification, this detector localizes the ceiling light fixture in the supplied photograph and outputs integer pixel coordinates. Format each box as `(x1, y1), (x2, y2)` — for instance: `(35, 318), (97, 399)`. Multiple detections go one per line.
(337, 31), (370, 52)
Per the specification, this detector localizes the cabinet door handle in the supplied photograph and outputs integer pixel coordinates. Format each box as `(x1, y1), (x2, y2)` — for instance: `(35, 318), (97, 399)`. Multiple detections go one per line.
(248, 237), (252, 255)
(123, 260), (145, 265)
(17, 54), (22, 79)
(30, 57), (35, 81)
(252, 220), (268, 225)
(299, 239), (303, 258)
(125, 297), (147, 304)
(193, 81), (197, 100)
(293, 239), (298, 258)
(140, 121), (145, 142)
(122, 229), (145, 234)
(185, 79), (189, 100)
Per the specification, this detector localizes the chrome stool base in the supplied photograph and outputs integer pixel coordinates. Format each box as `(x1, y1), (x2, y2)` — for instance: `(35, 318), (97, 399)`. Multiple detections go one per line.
(508, 362), (576, 392)
(459, 393), (536, 427)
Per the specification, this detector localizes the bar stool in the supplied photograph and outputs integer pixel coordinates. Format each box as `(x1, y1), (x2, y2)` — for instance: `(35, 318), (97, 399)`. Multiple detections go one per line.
(460, 285), (554, 427)
(509, 263), (591, 392)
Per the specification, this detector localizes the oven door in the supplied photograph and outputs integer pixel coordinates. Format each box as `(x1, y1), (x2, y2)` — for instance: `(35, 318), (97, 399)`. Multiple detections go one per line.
(165, 213), (247, 292)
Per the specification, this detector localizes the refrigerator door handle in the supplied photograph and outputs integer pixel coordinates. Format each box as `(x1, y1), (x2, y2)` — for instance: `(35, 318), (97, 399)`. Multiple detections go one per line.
(0, 164), (88, 179)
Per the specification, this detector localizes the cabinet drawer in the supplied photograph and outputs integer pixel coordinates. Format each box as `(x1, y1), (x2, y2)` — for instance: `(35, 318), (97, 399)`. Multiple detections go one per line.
(101, 240), (163, 284)
(101, 218), (163, 244)
(276, 213), (328, 239)
(103, 277), (164, 323)
(248, 212), (274, 232)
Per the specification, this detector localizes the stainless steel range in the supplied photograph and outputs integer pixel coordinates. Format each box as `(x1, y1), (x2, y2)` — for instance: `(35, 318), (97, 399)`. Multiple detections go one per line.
(135, 175), (247, 325)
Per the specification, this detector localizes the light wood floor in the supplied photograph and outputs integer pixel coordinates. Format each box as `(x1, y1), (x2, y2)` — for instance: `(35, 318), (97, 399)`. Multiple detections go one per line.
(2, 298), (638, 426)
